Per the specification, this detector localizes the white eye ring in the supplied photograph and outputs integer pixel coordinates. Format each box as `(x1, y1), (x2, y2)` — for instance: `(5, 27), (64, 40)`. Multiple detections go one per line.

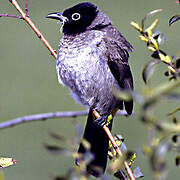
(72, 13), (81, 21)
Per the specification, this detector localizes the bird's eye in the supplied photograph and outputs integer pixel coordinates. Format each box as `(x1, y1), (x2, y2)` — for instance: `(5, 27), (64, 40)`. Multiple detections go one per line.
(72, 13), (81, 21)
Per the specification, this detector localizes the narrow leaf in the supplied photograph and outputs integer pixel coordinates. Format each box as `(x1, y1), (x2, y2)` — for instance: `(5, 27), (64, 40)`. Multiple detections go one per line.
(142, 9), (162, 29)
(113, 89), (132, 101)
(133, 167), (144, 178)
(120, 143), (127, 153)
(0, 170), (4, 180)
(53, 176), (66, 180)
(152, 30), (168, 45)
(175, 156), (180, 166)
(49, 132), (65, 141)
(115, 134), (124, 142)
(114, 170), (127, 180)
(169, 15), (180, 26)
(0, 157), (17, 168)
(172, 135), (178, 143)
(142, 59), (161, 83)
(149, 80), (180, 99)
(80, 138), (91, 151)
(44, 144), (71, 156)
(109, 155), (126, 173)
(168, 107), (180, 116)
(157, 122), (180, 133)
(130, 21), (143, 32)
(176, 58), (180, 68)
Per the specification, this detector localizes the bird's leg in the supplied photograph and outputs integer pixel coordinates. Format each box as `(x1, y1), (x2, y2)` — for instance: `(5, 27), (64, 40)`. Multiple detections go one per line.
(94, 114), (112, 127)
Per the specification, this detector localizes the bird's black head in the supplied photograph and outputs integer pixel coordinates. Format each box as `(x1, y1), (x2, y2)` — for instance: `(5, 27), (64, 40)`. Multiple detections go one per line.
(46, 2), (99, 35)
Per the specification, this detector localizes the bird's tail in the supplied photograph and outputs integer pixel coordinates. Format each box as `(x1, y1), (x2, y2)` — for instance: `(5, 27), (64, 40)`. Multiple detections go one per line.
(77, 109), (113, 177)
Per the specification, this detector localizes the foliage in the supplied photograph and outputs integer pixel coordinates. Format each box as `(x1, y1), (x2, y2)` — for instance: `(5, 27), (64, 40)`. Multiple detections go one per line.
(0, 157), (17, 168)
(129, 9), (180, 180)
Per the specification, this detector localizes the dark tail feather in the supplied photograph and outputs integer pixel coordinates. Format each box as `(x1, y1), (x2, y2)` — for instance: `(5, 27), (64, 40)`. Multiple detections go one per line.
(123, 75), (134, 115)
(77, 109), (113, 177)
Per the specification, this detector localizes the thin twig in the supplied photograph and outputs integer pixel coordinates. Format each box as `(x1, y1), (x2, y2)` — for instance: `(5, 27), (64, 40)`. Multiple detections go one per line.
(0, 14), (23, 19)
(0, 110), (130, 129)
(0, 111), (88, 129)
(25, 0), (29, 17)
(9, 0), (57, 58)
(4, 1), (135, 179)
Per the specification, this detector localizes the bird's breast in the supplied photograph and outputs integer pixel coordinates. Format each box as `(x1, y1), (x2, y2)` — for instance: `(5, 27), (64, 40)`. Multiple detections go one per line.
(56, 31), (118, 112)
(56, 31), (106, 87)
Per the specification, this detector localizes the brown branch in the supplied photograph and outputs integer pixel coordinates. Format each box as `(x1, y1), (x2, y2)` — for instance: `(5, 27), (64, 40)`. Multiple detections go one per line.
(0, 13), (23, 19)
(0, 110), (130, 129)
(93, 110), (135, 180)
(4, 0), (135, 179)
(9, 0), (57, 59)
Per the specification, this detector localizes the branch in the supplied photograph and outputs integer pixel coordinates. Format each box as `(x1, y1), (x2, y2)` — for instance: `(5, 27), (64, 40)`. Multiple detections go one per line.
(0, 14), (23, 19)
(8, 0), (57, 59)
(3, 1), (135, 179)
(93, 110), (135, 180)
(25, 0), (29, 17)
(0, 110), (130, 129)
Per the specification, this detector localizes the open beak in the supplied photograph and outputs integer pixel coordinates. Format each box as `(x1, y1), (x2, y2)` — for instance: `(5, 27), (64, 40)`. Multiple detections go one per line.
(46, 12), (69, 24)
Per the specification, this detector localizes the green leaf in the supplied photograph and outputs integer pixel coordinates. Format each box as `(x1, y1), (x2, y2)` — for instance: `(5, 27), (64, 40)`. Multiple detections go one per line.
(114, 88), (144, 104)
(53, 176), (67, 180)
(113, 89), (132, 101)
(109, 155), (126, 173)
(141, 9), (163, 29)
(172, 116), (178, 124)
(126, 151), (136, 162)
(146, 80), (180, 102)
(157, 122), (180, 133)
(133, 167), (144, 178)
(142, 59), (161, 83)
(44, 144), (71, 156)
(113, 170), (127, 180)
(49, 132), (65, 141)
(115, 134), (124, 142)
(169, 15), (180, 26)
(176, 58), (180, 68)
(172, 134), (180, 143)
(0, 170), (4, 180)
(168, 107), (180, 116)
(0, 157), (17, 168)
(152, 30), (168, 45)
(175, 156), (180, 166)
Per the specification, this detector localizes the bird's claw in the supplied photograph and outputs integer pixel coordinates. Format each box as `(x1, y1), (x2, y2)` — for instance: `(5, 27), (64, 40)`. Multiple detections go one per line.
(94, 114), (109, 128)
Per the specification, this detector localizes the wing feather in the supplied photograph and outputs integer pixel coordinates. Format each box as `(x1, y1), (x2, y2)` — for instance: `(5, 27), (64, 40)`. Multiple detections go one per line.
(103, 36), (134, 115)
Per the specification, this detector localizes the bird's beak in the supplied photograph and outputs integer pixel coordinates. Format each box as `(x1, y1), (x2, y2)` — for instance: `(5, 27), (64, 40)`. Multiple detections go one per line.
(46, 12), (69, 24)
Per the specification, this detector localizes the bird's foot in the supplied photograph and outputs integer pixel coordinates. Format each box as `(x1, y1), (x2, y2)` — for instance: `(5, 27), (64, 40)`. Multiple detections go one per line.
(94, 114), (109, 128)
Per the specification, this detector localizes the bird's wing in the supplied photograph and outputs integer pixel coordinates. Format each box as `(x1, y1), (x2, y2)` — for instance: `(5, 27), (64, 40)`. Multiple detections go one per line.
(103, 25), (133, 53)
(103, 36), (134, 115)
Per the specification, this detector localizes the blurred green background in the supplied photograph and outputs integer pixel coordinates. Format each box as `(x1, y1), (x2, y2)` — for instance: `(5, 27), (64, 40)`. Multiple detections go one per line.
(0, 0), (179, 179)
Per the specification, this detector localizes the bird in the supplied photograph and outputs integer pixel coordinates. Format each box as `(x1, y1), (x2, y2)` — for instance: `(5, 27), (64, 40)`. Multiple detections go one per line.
(46, 2), (134, 177)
